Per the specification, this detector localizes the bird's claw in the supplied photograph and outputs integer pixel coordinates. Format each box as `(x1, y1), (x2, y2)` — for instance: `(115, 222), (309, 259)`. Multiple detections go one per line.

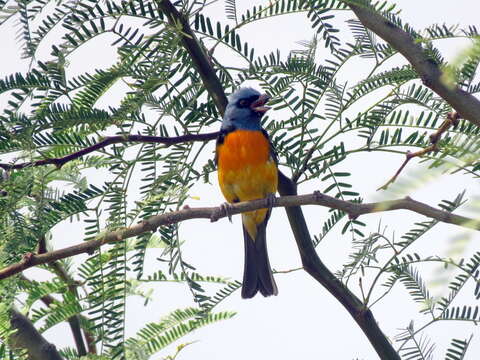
(211, 202), (234, 223)
(210, 202), (232, 222)
(266, 193), (276, 212)
(221, 202), (234, 222)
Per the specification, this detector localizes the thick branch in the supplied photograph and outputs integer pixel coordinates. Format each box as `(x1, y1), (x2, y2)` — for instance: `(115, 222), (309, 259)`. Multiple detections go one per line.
(346, 1), (480, 127)
(1, 191), (476, 280)
(0, 133), (218, 171)
(20, 275), (88, 356)
(10, 309), (64, 360)
(157, 0), (228, 115)
(277, 174), (401, 360)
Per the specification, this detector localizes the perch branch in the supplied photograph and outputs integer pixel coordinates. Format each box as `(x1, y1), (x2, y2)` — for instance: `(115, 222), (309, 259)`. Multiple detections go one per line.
(1, 191), (477, 281)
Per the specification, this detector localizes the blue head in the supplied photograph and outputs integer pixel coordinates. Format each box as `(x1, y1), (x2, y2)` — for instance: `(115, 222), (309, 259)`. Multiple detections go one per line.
(222, 87), (271, 130)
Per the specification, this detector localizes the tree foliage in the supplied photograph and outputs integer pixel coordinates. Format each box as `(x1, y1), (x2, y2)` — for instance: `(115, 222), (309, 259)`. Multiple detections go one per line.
(0, 0), (479, 359)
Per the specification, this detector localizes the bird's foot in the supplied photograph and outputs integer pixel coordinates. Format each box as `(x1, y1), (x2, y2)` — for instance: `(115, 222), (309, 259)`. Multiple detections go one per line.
(313, 190), (322, 202)
(221, 202), (234, 222)
(211, 202), (234, 223)
(266, 193), (276, 212)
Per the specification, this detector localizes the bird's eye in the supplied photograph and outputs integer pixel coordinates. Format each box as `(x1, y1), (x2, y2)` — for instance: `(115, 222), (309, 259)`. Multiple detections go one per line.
(238, 99), (248, 107)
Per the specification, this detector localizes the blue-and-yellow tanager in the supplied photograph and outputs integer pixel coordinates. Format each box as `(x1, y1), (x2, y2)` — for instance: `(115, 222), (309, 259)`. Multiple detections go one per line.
(216, 87), (278, 298)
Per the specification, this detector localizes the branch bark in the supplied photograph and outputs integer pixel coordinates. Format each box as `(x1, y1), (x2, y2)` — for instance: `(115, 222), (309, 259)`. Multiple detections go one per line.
(346, 0), (480, 127)
(20, 275), (88, 357)
(10, 309), (64, 360)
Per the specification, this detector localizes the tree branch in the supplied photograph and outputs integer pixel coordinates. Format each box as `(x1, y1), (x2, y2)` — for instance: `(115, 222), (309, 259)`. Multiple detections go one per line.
(10, 309), (64, 360)
(0, 133), (219, 171)
(157, 0), (228, 115)
(20, 275), (88, 357)
(346, 0), (480, 127)
(276, 174), (401, 360)
(1, 191), (476, 281)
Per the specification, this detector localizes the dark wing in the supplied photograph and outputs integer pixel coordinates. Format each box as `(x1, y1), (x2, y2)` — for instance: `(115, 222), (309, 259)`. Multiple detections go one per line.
(261, 128), (278, 165)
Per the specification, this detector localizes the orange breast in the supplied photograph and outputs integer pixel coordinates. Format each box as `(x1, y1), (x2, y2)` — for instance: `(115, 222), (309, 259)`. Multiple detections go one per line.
(218, 130), (271, 171)
(217, 129), (278, 204)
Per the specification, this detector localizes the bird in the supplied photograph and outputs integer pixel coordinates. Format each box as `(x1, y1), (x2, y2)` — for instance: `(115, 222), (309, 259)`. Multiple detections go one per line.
(215, 87), (278, 298)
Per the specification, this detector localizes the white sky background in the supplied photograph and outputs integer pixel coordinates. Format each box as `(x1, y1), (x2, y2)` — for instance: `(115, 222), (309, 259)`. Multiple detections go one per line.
(1, 1), (480, 359)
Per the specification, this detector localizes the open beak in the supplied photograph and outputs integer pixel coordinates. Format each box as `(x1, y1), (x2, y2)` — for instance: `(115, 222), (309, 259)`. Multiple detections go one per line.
(250, 94), (271, 113)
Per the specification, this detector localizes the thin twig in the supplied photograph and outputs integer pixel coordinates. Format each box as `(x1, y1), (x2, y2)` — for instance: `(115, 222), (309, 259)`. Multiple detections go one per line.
(0, 132), (219, 171)
(49, 260), (96, 354)
(274, 267), (303, 274)
(378, 112), (460, 190)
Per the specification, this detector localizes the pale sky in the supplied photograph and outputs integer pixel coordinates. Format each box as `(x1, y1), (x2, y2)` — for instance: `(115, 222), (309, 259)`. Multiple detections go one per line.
(1, 1), (480, 359)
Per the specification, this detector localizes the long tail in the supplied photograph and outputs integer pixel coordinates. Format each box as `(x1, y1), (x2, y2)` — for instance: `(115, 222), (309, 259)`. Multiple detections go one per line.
(241, 219), (278, 299)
